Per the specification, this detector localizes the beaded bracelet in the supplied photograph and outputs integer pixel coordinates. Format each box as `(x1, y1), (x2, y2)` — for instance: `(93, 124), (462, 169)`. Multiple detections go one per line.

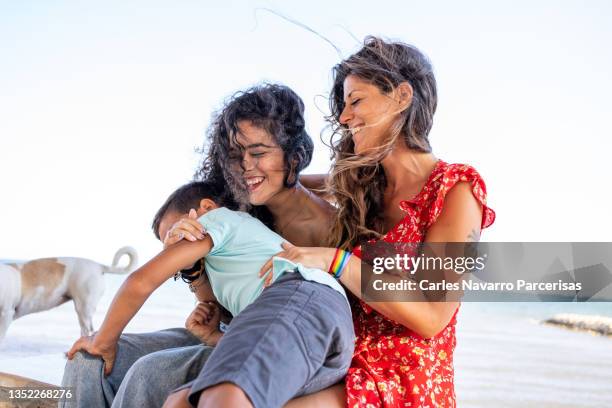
(328, 248), (352, 279)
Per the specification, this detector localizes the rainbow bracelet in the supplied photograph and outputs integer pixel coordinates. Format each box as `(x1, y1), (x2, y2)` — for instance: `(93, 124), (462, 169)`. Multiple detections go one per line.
(328, 248), (352, 279)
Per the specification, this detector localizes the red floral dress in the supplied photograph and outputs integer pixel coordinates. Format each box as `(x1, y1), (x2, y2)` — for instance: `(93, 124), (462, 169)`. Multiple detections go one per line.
(345, 160), (496, 408)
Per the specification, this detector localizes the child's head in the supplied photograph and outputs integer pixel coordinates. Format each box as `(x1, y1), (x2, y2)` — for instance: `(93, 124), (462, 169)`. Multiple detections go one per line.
(152, 179), (236, 241)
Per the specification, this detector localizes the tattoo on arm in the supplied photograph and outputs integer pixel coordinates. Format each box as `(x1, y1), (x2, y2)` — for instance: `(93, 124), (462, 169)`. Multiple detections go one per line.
(467, 228), (481, 242)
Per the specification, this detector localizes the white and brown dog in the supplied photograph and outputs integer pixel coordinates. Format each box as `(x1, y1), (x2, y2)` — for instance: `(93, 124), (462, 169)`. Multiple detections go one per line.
(0, 247), (138, 341)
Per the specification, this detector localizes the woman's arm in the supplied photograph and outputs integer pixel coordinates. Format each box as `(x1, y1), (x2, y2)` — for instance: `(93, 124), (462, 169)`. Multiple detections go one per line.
(263, 182), (482, 339)
(299, 173), (327, 191)
(299, 173), (334, 201)
(340, 182), (483, 338)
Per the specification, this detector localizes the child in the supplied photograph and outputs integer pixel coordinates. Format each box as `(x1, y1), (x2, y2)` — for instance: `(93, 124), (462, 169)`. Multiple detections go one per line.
(67, 180), (354, 408)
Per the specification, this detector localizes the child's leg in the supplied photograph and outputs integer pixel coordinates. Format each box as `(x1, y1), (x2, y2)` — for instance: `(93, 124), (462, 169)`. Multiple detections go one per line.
(284, 383), (345, 408)
(187, 273), (354, 408)
(291, 282), (354, 398)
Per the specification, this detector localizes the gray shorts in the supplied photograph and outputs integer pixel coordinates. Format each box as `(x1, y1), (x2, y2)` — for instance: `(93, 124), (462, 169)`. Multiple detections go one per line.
(187, 271), (354, 408)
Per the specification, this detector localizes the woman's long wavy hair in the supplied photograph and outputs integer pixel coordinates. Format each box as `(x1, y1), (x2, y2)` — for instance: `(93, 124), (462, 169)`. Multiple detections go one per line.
(326, 36), (437, 249)
(195, 83), (314, 228)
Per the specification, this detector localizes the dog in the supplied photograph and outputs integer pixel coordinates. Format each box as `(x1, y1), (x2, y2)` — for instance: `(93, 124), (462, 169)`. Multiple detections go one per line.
(0, 246), (138, 341)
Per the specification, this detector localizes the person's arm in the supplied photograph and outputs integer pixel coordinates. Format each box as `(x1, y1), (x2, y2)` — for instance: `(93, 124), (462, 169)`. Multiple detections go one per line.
(340, 182), (482, 338)
(299, 174), (333, 201)
(260, 182), (482, 339)
(98, 237), (213, 343)
(66, 236), (213, 374)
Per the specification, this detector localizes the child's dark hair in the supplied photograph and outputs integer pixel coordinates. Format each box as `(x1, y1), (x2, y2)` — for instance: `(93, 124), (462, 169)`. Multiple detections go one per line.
(152, 179), (237, 239)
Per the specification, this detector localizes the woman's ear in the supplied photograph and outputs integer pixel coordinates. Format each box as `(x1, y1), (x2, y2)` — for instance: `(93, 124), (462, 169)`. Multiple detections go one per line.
(396, 82), (413, 109)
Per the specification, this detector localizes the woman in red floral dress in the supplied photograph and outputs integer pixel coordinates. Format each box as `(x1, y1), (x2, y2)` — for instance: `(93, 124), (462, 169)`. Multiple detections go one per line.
(281, 36), (495, 408)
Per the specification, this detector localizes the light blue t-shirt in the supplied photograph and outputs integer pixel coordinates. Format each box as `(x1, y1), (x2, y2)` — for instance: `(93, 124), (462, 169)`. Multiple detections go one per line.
(198, 207), (347, 317)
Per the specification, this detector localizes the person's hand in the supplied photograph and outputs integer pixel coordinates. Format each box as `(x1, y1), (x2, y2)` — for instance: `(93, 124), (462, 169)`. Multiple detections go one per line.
(65, 333), (118, 376)
(162, 387), (192, 408)
(163, 209), (207, 248)
(258, 242), (336, 287)
(185, 301), (223, 346)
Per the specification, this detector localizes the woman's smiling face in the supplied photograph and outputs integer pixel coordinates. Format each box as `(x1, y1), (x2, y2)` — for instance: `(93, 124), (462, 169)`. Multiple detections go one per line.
(338, 75), (403, 154)
(229, 120), (287, 206)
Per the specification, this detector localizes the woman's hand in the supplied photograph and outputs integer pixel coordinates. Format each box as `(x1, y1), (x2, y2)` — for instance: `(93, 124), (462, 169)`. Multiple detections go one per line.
(258, 242), (336, 286)
(185, 301), (223, 346)
(163, 209), (207, 248)
(65, 333), (118, 376)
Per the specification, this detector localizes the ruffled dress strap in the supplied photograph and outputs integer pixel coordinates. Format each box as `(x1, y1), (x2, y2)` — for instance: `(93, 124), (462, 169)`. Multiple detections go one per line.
(421, 162), (495, 230)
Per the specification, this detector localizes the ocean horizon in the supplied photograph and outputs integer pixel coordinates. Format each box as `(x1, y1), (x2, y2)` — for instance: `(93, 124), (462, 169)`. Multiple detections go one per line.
(1, 263), (611, 407)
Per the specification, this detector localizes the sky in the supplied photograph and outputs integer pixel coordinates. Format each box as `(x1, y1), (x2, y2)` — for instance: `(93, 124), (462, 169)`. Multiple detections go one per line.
(1, 0), (611, 265)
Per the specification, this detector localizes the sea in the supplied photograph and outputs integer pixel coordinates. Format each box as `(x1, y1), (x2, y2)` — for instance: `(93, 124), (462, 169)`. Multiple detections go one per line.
(1, 265), (611, 407)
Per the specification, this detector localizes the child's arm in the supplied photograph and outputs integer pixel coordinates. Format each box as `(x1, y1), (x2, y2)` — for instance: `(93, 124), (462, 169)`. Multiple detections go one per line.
(66, 236), (213, 375)
(98, 236), (213, 342)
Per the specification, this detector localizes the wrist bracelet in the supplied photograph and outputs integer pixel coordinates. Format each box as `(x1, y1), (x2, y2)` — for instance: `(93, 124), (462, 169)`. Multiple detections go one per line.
(328, 248), (352, 279)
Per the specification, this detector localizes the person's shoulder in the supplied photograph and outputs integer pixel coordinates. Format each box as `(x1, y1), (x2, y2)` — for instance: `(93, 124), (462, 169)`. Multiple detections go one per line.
(431, 161), (490, 190)
(439, 161), (483, 178)
(197, 207), (243, 231)
(427, 160), (495, 229)
(197, 207), (257, 250)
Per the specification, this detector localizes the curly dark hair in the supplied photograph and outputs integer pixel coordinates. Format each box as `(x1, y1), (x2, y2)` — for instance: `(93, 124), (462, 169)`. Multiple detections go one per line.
(195, 83), (314, 225)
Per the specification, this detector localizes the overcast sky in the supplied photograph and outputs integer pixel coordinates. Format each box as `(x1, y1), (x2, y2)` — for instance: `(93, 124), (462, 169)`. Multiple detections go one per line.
(1, 0), (610, 265)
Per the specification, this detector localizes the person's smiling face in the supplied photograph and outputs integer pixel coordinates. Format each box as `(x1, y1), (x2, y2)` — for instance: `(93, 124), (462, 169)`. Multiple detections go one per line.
(229, 120), (286, 206)
(339, 75), (404, 154)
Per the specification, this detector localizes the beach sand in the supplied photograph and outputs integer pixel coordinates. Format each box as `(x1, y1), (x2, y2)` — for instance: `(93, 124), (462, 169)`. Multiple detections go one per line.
(1, 274), (611, 407)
